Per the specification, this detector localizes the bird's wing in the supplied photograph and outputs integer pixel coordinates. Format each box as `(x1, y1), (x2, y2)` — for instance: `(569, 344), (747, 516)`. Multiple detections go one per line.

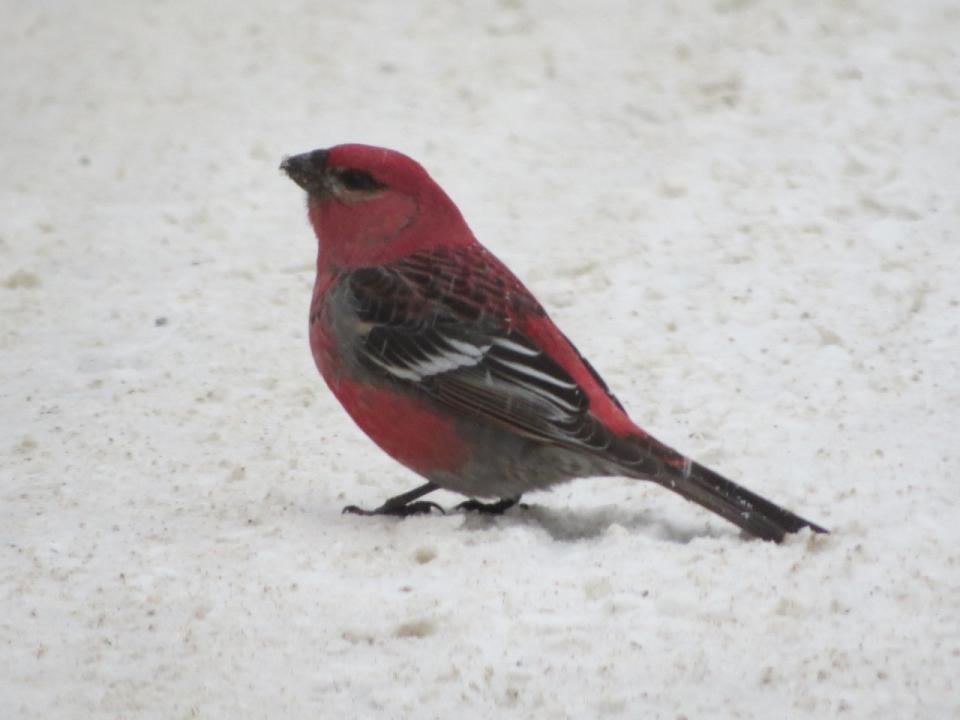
(342, 247), (629, 458)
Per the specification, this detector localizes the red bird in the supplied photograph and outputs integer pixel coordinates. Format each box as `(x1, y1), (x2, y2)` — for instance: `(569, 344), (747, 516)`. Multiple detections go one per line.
(281, 144), (826, 542)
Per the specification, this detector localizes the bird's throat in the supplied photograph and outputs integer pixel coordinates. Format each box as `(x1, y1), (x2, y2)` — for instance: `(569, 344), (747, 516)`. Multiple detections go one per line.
(309, 193), (419, 267)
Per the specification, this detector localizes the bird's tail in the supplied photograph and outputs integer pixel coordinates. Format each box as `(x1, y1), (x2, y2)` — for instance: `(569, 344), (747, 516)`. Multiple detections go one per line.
(656, 458), (827, 542)
(611, 434), (827, 542)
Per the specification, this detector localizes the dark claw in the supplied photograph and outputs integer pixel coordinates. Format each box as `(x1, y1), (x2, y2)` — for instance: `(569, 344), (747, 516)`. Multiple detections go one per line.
(342, 504), (373, 516)
(456, 497), (522, 515)
(342, 501), (445, 517)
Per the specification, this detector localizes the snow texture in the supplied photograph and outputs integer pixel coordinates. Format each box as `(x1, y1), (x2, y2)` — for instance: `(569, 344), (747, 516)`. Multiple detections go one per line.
(2, 1), (959, 718)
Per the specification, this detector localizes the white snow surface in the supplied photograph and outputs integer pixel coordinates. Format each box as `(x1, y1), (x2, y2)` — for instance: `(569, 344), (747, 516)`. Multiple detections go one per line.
(2, 1), (959, 718)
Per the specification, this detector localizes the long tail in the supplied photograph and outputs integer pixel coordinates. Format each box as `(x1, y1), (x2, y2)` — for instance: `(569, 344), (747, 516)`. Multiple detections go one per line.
(655, 458), (827, 542)
(609, 433), (827, 542)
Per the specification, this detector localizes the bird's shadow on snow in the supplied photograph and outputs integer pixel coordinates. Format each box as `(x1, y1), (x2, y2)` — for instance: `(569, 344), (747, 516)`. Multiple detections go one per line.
(459, 504), (731, 544)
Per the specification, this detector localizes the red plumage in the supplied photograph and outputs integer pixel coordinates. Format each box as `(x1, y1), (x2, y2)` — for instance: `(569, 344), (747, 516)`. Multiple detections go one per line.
(282, 143), (825, 541)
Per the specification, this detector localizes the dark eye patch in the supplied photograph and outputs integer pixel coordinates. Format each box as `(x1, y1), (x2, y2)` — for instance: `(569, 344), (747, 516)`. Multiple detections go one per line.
(337, 168), (387, 192)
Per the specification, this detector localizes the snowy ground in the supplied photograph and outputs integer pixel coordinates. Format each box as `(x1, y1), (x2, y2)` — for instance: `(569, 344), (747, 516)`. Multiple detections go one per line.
(2, 1), (959, 717)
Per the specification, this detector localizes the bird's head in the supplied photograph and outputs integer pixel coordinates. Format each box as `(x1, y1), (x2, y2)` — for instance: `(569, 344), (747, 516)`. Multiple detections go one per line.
(281, 144), (470, 266)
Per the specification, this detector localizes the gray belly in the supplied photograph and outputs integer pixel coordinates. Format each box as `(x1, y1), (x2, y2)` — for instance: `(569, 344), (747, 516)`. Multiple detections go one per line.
(422, 419), (625, 499)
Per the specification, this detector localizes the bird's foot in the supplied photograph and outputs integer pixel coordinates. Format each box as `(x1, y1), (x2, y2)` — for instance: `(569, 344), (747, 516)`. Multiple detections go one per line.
(342, 482), (443, 517)
(456, 497), (522, 515)
(343, 500), (445, 517)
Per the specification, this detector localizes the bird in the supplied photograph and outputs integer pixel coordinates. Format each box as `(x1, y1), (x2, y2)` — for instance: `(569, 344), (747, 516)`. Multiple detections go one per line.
(280, 143), (827, 542)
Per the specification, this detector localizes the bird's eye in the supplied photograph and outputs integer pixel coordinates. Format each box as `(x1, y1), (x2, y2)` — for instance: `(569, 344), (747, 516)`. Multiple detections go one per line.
(336, 168), (386, 192)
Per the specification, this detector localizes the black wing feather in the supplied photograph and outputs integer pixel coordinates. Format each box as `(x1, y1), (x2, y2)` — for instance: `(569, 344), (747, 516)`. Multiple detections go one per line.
(344, 256), (614, 455)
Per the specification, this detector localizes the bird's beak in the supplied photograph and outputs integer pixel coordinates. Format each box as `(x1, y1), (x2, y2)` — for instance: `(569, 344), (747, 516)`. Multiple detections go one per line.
(280, 149), (330, 196)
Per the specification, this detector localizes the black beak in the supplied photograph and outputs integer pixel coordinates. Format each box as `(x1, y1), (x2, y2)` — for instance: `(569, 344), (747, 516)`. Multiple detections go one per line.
(280, 149), (329, 195)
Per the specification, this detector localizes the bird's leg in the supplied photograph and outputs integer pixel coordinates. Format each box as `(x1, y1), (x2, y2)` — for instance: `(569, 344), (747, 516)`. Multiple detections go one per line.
(456, 496), (522, 515)
(343, 482), (444, 517)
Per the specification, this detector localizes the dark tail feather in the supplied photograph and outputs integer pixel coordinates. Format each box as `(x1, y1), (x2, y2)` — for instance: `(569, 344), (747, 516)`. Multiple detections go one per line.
(654, 460), (828, 543)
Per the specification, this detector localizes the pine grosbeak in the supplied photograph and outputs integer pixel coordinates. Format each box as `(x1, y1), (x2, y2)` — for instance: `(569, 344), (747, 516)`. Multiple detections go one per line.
(281, 144), (826, 542)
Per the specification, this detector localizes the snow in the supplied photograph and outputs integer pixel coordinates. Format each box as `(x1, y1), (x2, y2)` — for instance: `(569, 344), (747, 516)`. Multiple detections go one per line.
(2, 0), (959, 717)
